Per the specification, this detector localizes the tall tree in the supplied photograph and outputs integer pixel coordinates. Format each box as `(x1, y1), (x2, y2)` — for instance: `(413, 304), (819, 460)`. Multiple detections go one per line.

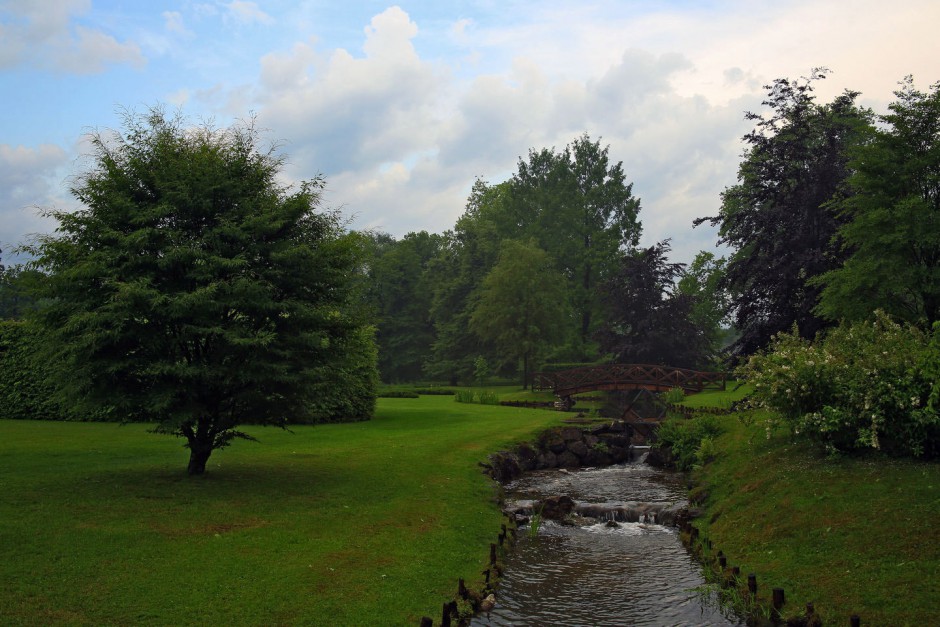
(815, 77), (940, 325)
(509, 134), (642, 356)
(676, 251), (732, 362)
(364, 230), (442, 382)
(596, 240), (709, 368)
(697, 70), (873, 356)
(424, 184), (505, 384)
(24, 108), (376, 475)
(470, 239), (570, 388)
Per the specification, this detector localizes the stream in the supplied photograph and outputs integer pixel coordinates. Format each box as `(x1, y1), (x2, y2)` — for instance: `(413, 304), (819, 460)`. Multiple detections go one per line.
(471, 455), (743, 626)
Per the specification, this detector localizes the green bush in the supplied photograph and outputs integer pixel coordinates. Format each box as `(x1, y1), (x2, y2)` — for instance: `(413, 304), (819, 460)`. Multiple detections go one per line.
(0, 321), (115, 421)
(662, 387), (686, 404)
(655, 414), (723, 471)
(0, 321), (59, 420)
(378, 390), (420, 399)
(454, 389), (475, 404)
(740, 312), (940, 457)
(411, 388), (456, 396)
(300, 325), (378, 424)
(477, 390), (500, 405)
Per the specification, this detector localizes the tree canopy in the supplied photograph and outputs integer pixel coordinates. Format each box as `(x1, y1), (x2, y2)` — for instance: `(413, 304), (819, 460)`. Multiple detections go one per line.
(815, 77), (940, 326)
(470, 239), (571, 388)
(698, 70), (873, 356)
(596, 240), (710, 368)
(25, 108), (377, 474)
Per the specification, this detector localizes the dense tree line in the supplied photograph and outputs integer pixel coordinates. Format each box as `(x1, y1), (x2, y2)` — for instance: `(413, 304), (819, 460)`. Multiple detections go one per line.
(365, 135), (728, 385)
(700, 71), (940, 359)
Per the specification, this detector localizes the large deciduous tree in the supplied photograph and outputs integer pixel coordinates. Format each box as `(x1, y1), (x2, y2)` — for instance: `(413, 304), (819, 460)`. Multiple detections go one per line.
(697, 70), (872, 356)
(509, 134), (642, 356)
(470, 239), (570, 388)
(815, 77), (940, 326)
(25, 108), (376, 475)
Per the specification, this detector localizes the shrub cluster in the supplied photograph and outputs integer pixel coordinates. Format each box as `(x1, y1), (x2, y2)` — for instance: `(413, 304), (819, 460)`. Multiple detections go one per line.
(453, 389), (500, 405)
(655, 414), (723, 471)
(377, 390), (420, 399)
(740, 312), (940, 457)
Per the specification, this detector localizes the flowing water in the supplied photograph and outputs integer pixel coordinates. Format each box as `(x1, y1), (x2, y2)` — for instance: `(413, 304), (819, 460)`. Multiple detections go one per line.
(471, 459), (743, 627)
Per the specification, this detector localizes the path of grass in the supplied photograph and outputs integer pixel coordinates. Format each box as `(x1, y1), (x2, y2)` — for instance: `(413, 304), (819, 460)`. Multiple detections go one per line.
(0, 396), (565, 626)
(679, 389), (940, 625)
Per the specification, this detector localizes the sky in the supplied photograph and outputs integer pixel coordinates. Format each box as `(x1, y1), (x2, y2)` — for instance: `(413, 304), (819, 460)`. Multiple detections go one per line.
(2, 0), (938, 266)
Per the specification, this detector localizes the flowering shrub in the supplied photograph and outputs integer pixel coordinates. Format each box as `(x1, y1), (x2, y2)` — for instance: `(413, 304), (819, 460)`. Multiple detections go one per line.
(740, 312), (940, 457)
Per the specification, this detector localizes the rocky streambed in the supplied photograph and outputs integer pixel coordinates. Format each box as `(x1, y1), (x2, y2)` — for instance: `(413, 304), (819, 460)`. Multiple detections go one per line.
(473, 422), (742, 626)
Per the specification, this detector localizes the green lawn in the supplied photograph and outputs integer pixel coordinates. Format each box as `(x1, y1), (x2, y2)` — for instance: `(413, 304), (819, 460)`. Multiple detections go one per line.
(0, 396), (565, 626)
(679, 389), (940, 625)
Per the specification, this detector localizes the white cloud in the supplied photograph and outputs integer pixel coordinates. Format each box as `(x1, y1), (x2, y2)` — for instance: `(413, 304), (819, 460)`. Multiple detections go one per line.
(223, 1), (274, 26)
(163, 11), (190, 36)
(0, 0), (144, 73)
(0, 143), (71, 262)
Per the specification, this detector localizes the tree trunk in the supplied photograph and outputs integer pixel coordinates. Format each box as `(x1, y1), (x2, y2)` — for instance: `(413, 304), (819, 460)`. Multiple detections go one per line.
(187, 442), (213, 475)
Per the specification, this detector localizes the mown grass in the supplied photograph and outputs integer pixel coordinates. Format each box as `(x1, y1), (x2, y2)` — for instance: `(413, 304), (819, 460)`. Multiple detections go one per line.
(679, 388), (940, 625)
(0, 396), (565, 626)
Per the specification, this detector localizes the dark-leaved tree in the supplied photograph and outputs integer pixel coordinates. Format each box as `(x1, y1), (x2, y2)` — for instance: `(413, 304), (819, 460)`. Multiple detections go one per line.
(596, 241), (710, 368)
(697, 69), (873, 356)
(24, 108), (377, 475)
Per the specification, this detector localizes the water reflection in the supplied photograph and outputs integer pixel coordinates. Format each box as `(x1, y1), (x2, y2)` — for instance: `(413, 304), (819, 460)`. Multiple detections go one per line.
(472, 464), (742, 627)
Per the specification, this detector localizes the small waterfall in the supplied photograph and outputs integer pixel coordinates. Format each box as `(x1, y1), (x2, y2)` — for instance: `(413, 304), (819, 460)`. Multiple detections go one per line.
(628, 445), (651, 463)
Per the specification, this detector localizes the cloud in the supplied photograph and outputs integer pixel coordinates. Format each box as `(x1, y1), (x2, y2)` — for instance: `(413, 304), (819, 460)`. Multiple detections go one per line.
(0, 0), (144, 73)
(223, 1), (274, 26)
(162, 11), (190, 36)
(0, 143), (71, 262)
(234, 7), (756, 263)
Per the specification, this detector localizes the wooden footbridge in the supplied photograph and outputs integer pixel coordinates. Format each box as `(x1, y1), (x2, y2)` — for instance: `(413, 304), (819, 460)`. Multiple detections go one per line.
(532, 364), (726, 397)
(533, 364), (726, 439)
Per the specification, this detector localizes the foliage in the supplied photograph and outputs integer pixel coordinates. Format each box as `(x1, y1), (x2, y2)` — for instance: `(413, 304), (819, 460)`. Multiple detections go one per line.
(815, 77), (940, 326)
(507, 134), (643, 353)
(596, 240), (711, 368)
(676, 251), (732, 360)
(473, 355), (490, 386)
(477, 390), (500, 405)
(378, 390), (420, 398)
(697, 69), (873, 356)
(411, 388), (456, 396)
(0, 264), (42, 320)
(0, 321), (62, 420)
(424, 194), (504, 384)
(662, 387), (687, 404)
(363, 230), (443, 382)
(470, 239), (571, 388)
(22, 107), (376, 474)
(740, 312), (940, 457)
(654, 414), (723, 471)
(454, 389), (476, 403)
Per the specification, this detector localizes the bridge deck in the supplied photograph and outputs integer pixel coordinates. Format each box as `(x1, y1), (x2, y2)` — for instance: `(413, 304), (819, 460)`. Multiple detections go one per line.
(533, 364), (725, 397)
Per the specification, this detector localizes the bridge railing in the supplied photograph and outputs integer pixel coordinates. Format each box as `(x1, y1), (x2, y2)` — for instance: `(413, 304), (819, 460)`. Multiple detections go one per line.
(532, 364), (726, 394)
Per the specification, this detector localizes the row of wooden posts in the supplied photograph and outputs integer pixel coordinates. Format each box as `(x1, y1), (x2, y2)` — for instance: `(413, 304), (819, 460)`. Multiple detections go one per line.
(419, 522), (513, 626)
(683, 522), (863, 626)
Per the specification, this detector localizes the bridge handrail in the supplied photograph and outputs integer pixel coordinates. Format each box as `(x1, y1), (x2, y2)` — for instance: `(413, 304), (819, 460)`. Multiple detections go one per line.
(532, 363), (726, 394)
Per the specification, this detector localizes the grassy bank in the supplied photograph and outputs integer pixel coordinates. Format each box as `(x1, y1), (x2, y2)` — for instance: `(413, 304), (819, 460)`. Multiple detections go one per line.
(0, 396), (565, 626)
(680, 388), (940, 625)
